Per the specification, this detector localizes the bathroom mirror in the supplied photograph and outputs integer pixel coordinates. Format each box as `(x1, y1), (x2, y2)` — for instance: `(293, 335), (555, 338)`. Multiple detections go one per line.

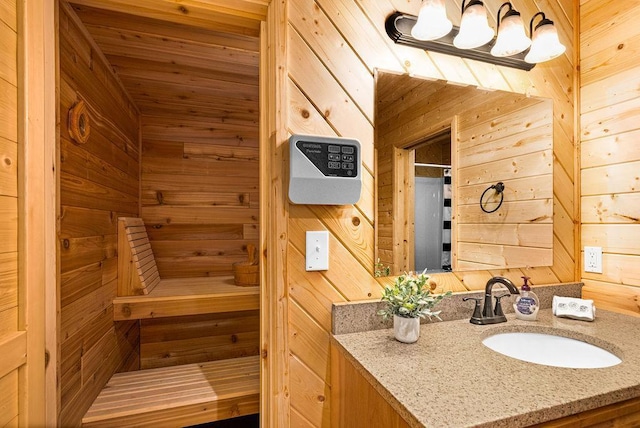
(375, 71), (553, 275)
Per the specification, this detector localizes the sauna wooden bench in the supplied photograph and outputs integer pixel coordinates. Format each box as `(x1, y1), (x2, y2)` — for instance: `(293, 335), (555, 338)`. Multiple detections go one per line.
(114, 217), (260, 320)
(113, 275), (260, 320)
(82, 355), (260, 428)
(84, 217), (260, 427)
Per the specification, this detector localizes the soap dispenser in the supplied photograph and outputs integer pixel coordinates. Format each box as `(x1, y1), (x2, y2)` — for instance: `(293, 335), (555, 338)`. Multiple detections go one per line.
(513, 276), (539, 321)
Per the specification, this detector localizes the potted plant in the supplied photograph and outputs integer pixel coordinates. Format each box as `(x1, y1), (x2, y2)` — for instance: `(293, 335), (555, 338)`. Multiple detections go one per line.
(377, 272), (452, 343)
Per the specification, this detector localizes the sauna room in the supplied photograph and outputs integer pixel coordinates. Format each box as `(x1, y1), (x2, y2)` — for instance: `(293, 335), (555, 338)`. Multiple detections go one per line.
(3, 0), (640, 427)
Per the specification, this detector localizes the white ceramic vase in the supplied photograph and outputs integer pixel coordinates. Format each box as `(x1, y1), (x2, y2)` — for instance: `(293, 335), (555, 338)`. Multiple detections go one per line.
(393, 315), (420, 343)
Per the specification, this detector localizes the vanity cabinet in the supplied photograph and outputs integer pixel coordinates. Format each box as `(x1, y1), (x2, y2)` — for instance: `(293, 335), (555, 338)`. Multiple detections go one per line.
(331, 343), (640, 427)
(331, 344), (410, 428)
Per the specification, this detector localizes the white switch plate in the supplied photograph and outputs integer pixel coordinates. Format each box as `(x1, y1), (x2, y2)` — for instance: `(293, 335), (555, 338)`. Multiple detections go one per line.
(306, 231), (329, 271)
(584, 246), (602, 273)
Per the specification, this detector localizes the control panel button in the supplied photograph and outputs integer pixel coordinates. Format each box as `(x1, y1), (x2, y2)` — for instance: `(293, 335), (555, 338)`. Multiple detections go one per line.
(295, 140), (359, 178)
(342, 146), (354, 154)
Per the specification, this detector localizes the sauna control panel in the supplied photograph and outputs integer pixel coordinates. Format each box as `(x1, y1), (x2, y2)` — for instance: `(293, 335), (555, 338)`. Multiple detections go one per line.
(289, 134), (362, 205)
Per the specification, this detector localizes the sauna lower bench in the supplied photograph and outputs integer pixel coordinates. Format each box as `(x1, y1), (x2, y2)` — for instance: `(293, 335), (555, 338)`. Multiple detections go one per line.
(82, 355), (260, 428)
(113, 276), (260, 320)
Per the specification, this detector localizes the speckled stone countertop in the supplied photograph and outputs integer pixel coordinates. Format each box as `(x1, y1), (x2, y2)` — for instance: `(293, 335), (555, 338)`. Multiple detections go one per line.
(332, 288), (640, 427)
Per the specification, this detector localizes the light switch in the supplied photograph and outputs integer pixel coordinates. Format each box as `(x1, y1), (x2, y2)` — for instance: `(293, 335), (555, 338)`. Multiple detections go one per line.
(306, 231), (329, 271)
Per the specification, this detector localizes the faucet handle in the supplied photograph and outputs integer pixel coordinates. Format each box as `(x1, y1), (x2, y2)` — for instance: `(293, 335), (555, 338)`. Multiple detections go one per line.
(493, 294), (512, 317)
(463, 297), (483, 320)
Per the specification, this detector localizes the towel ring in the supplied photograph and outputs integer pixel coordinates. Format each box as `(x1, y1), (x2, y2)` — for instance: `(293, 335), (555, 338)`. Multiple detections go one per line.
(68, 100), (91, 144)
(480, 182), (505, 213)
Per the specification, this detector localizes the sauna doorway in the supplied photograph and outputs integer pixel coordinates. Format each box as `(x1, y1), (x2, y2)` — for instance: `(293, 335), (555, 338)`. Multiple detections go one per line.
(57, 1), (263, 426)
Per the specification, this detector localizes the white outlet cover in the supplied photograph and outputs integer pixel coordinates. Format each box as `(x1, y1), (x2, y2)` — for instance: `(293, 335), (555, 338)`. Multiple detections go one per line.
(306, 231), (329, 271)
(584, 246), (603, 274)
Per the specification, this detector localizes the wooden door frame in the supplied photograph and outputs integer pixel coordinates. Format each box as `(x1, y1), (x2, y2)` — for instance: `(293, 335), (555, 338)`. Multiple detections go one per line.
(260, 0), (290, 426)
(20, 1), (289, 426)
(18, 0), (58, 425)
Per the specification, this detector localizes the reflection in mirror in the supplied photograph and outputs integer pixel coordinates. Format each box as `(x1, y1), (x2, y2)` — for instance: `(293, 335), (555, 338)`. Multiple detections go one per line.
(413, 131), (452, 272)
(375, 71), (553, 276)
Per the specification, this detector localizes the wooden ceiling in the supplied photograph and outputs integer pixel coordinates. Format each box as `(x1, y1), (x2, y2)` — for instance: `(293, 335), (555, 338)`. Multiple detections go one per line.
(70, 0), (265, 128)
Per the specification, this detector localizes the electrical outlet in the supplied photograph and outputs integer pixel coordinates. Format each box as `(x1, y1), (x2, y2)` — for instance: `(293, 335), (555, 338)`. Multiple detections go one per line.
(584, 246), (602, 274)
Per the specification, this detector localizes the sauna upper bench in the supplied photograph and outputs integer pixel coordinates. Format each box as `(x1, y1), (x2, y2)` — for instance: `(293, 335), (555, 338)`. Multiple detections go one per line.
(114, 217), (259, 320)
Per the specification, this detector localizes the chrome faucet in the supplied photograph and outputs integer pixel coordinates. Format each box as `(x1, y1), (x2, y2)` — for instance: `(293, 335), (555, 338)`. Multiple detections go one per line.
(463, 276), (520, 325)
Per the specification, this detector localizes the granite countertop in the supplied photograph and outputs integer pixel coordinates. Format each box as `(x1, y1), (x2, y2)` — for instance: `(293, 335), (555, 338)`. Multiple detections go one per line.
(332, 301), (640, 427)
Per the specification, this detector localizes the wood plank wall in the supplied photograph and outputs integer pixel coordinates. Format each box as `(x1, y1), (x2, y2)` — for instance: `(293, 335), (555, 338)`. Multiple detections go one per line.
(0, 0), (19, 425)
(284, 0), (575, 425)
(139, 311), (260, 369)
(58, 4), (140, 426)
(69, 3), (262, 279)
(457, 98), (554, 270)
(580, 0), (640, 315)
(70, 2), (262, 371)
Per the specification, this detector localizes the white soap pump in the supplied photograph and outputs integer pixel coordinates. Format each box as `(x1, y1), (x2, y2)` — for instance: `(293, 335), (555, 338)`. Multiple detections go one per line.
(513, 276), (539, 321)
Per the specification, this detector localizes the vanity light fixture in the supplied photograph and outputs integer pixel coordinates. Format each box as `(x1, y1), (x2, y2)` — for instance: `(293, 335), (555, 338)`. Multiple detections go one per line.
(385, 1), (566, 71)
(411, 0), (453, 41)
(453, 0), (494, 49)
(524, 12), (566, 63)
(490, 2), (531, 57)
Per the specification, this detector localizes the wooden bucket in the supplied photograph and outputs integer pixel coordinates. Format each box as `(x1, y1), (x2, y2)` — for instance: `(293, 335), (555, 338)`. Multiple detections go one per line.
(233, 244), (259, 287)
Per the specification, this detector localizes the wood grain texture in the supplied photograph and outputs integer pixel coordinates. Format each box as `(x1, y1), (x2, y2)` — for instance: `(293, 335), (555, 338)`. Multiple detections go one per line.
(71, 4), (261, 280)
(532, 395), (640, 427)
(283, 0), (576, 425)
(260, 2), (291, 426)
(580, 0), (640, 316)
(113, 277), (260, 320)
(70, 0), (267, 37)
(0, 332), (26, 379)
(58, 3), (140, 426)
(55, 10), (263, 426)
(140, 311), (260, 369)
(19, 1), (58, 424)
(0, 14), (17, 412)
(0, 19), (16, 90)
(330, 344), (410, 428)
(117, 218), (160, 296)
(0, 371), (18, 427)
(82, 356), (260, 428)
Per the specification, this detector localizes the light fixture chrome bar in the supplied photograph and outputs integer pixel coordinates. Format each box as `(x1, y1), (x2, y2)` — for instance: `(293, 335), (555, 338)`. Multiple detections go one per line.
(384, 12), (535, 71)
(415, 163), (452, 168)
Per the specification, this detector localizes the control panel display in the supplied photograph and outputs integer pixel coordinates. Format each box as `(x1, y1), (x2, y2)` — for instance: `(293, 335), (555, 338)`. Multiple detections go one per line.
(295, 140), (358, 178)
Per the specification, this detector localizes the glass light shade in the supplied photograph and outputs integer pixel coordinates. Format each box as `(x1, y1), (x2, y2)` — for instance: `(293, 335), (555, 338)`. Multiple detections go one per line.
(411, 0), (453, 41)
(490, 13), (531, 57)
(453, 3), (494, 49)
(524, 22), (566, 63)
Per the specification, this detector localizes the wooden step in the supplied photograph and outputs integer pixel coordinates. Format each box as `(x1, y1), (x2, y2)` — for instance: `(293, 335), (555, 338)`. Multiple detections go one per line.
(113, 276), (260, 320)
(82, 356), (260, 428)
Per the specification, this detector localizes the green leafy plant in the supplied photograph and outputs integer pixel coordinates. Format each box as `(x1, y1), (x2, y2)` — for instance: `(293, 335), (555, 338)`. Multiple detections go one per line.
(377, 272), (452, 320)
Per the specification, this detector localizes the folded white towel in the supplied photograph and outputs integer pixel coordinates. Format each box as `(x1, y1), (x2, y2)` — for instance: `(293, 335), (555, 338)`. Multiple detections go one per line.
(552, 296), (596, 321)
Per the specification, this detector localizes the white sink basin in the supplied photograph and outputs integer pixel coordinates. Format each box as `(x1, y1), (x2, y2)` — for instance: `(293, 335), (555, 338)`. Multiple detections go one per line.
(482, 332), (622, 369)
